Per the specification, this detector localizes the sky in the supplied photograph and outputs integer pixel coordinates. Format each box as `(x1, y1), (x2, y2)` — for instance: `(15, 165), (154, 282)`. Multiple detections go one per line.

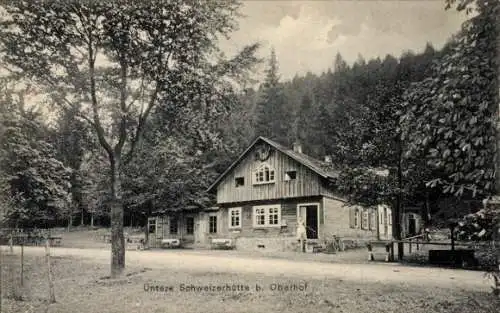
(219, 0), (468, 81)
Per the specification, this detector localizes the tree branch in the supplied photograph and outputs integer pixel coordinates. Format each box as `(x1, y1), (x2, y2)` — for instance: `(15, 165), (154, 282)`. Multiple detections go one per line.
(87, 25), (113, 159)
(123, 50), (173, 165)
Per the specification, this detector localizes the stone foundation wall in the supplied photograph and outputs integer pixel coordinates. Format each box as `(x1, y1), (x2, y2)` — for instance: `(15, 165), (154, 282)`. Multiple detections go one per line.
(234, 236), (299, 252)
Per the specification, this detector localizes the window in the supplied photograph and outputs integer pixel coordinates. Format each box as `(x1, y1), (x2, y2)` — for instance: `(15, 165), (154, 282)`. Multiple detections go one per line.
(169, 217), (178, 234)
(229, 207), (242, 228)
(235, 177), (245, 187)
(269, 207), (279, 225)
(354, 208), (360, 228)
(148, 218), (156, 234)
(285, 170), (297, 181)
(186, 217), (194, 235)
(253, 205), (281, 227)
(209, 215), (217, 233)
(253, 163), (275, 184)
(387, 211), (392, 225)
(362, 210), (369, 230)
(255, 208), (266, 226)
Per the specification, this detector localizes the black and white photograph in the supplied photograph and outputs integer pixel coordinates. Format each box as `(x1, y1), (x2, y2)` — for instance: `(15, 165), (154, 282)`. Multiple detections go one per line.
(0, 0), (499, 312)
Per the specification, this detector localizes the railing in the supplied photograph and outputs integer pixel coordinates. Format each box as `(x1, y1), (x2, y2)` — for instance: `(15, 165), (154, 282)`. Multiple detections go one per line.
(402, 234), (426, 254)
(0, 228), (62, 246)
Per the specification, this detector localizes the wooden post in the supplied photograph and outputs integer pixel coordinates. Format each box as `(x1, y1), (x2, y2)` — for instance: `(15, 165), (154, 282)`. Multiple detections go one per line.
(20, 243), (24, 287)
(45, 239), (56, 303)
(9, 232), (13, 254)
(450, 225), (456, 251)
(367, 243), (373, 261)
(1, 245), (3, 313)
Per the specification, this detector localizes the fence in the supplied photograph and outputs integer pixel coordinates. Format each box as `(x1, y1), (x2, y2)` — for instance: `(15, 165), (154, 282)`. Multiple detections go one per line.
(0, 228), (62, 247)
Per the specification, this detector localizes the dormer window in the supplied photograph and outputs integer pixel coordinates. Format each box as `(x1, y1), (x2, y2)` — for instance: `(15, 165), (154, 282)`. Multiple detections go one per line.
(253, 163), (275, 185)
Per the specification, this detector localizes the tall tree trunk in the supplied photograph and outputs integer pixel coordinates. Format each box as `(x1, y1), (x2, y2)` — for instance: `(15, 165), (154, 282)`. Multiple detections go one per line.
(67, 214), (72, 232)
(90, 211), (94, 228)
(110, 157), (125, 278)
(394, 137), (404, 260)
(495, 2), (500, 275)
(81, 206), (84, 226)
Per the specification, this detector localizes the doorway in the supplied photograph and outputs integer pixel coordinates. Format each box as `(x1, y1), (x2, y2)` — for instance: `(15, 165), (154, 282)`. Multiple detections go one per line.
(306, 206), (318, 239)
(298, 204), (319, 239)
(408, 214), (417, 237)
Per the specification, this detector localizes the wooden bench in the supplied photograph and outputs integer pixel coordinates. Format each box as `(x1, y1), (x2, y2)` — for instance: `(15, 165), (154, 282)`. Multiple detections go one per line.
(367, 241), (394, 262)
(48, 236), (62, 247)
(160, 239), (181, 248)
(127, 236), (145, 250)
(211, 238), (234, 250)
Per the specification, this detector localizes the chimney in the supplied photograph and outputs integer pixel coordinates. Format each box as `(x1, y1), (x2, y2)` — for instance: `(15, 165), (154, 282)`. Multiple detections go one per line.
(324, 155), (332, 163)
(292, 142), (302, 153)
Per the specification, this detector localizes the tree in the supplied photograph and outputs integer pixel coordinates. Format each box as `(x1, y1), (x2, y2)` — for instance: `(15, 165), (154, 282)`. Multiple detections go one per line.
(444, 0), (500, 295)
(402, 1), (498, 198)
(0, 0), (259, 277)
(51, 104), (96, 227)
(254, 48), (293, 145)
(0, 88), (72, 228)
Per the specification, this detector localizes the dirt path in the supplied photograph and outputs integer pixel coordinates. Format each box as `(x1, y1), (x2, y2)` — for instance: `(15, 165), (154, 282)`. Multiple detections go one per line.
(3, 245), (493, 292)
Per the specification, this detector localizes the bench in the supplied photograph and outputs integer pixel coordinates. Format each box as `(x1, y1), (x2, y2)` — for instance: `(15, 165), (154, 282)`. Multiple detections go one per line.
(161, 239), (181, 248)
(211, 238), (234, 250)
(367, 241), (393, 262)
(48, 236), (62, 246)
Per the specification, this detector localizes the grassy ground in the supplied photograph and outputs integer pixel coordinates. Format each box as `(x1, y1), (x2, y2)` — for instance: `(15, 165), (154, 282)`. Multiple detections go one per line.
(1, 251), (499, 313)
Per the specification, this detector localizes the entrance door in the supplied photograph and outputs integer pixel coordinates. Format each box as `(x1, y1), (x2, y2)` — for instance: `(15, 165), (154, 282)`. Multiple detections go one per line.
(298, 204), (319, 239)
(408, 214), (416, 236)
(306, 206), (318, 239)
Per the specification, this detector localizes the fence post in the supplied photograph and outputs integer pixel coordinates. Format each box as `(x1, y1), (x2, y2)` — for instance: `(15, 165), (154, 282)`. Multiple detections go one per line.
(9, 233), (13, 254)
(45, 239), (56, 303)
(20, 243), (24, 287)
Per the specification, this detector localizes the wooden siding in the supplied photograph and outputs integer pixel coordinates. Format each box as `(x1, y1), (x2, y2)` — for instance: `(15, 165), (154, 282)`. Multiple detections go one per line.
(214, 197), (323, 240)
(322, 197), (378, 240)
(216, 143), (335, 204)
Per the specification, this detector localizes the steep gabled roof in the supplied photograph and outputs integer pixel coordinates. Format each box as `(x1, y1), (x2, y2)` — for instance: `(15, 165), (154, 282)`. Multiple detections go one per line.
(207, 136), (340, 193)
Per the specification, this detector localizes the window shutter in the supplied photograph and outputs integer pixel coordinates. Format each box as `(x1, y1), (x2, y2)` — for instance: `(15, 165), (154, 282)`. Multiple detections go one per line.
(361, 209), (364, 229)
(349, 207), (355, 228)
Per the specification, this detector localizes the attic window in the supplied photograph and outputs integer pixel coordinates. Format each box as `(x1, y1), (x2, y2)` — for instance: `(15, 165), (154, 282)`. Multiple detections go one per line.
(285, 171), (297, 181)
(253, 163), (275, 185)
(235, 177), (245, 187)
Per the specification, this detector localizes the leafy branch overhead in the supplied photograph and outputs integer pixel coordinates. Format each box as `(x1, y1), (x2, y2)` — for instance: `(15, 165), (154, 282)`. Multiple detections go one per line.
(0, 0), (260, 277)
(0, 0), (260, 165)
(400, 0), (499, 197)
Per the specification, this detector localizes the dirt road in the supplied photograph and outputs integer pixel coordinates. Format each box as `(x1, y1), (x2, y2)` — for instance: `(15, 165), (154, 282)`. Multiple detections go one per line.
(3, 245), (493, 292)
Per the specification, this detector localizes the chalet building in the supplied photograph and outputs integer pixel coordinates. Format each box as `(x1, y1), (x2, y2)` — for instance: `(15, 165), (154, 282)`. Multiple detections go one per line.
(206, 136), (393, 252)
